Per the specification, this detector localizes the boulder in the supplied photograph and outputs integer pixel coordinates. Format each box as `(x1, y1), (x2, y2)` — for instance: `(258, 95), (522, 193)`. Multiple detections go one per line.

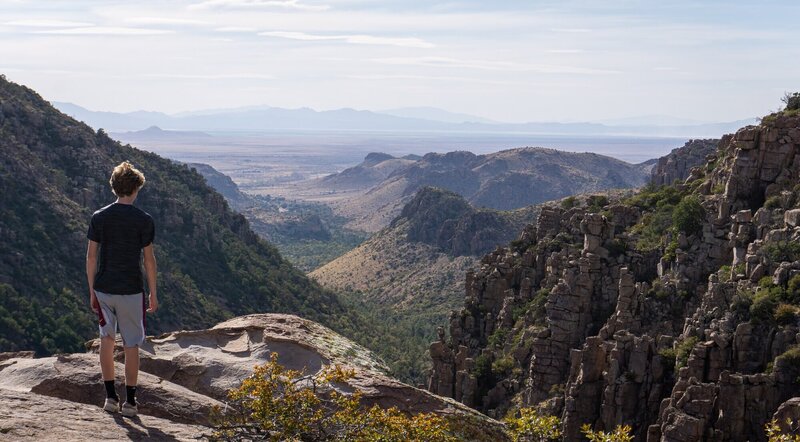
(0, 353), (222, 425)
(0, 388), (206, 441)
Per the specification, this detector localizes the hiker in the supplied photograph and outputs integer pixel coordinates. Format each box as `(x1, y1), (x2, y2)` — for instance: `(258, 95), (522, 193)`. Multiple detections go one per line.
(86, 161), (158, 417)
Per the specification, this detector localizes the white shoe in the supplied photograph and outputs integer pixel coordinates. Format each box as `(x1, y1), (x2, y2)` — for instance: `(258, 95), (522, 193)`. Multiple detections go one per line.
(103, 397), (120, 413)
(121, 401), (138, 417)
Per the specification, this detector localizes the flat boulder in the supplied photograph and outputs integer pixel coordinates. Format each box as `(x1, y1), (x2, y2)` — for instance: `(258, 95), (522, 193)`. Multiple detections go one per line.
(0, 388), (205, 441)
(0, 353), (222, 425)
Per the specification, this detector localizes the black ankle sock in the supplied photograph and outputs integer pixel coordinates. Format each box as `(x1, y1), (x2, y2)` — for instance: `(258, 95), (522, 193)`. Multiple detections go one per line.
(104, 380), (118, 400)
(126, 385), (137, 406)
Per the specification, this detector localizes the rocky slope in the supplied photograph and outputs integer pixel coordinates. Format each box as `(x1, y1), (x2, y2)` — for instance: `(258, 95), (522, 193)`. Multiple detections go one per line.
(651, 139), (719, 186)
(428, 113), (800, 440)
(311, 187), (538, 383)
(0, 314), (504, 441)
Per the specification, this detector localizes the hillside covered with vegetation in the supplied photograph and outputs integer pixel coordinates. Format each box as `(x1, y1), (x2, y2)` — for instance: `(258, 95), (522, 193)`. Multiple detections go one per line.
(0, 76), (353, 354)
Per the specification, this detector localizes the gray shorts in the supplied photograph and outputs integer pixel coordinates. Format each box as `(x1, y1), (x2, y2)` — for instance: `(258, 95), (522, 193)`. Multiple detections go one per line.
(95, 290), (146, 348)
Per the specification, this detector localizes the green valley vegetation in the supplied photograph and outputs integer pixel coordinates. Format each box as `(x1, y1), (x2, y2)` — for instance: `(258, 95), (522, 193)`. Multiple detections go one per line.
(187, 162), (368, 273)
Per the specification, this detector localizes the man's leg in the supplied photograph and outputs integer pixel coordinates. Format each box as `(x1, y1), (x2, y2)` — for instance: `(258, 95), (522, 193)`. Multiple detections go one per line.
(118, 293), (145, 410)
(96, 291), (120, 405)
(124, 346), (139, 387)
(100, 336), (116, 381)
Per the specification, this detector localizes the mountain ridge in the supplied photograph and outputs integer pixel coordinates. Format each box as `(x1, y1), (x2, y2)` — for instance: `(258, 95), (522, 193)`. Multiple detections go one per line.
(53, 101), (755, 138)
(324, 147), (651, 232)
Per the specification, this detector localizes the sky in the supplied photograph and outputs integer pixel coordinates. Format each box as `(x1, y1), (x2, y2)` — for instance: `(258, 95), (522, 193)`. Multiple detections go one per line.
(0, 0), (798, 123)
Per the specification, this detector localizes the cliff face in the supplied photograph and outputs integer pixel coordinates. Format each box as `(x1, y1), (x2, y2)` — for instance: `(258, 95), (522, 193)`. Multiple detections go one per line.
(651, 139), (719, 187)
(429, 115), (800, 441)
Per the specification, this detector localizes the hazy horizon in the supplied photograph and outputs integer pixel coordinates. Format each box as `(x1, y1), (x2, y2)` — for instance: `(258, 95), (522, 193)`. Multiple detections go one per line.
(2, 1), (798, 124)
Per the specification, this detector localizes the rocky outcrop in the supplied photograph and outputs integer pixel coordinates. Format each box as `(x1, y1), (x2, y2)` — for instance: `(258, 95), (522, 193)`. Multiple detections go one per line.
(0, 313), (506, 440)
(651, 139), (718, 186)
(0, 388), (206, 441)
(429, 115), (800, 440)
(395, 186), (534, 256)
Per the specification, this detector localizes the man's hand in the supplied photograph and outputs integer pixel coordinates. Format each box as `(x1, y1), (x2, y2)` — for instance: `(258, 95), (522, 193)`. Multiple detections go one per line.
(90, 289), (100, 314)
(147, 292), (158, 313)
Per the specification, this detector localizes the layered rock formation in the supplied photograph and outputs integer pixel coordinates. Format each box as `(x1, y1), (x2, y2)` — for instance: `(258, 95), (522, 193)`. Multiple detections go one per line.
(651, 139), (719, 187)
(429, 114), (800, 440)
(0, 314), (504, 441)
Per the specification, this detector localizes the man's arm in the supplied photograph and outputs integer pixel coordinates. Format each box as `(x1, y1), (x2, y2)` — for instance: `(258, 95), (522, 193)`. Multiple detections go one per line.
(143, 244), (158, 313)
(86, 240), (100, 313)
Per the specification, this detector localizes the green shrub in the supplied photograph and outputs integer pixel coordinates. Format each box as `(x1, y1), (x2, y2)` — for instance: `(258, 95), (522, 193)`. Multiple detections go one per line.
(561, 196), (577, 209)
(718, 265), (732, 283)
(783, 92), (800, 111)
(786, 274), (800, 304)
(625, 184), (685, 209)
(210, 353), (459, 442)
(504, 408), (562, 442)
(675, 336), (698, 369)
(581, 424), (634, 442)
(763, 241), (800, 263)
(764, 196), (783, 209)
(491, 356), (515, 375)
(587, 195), (609, 213)
(751, 288), (780, 323)
(548, 383), (565, 397)
(659, 347), (677, 372)
(647, 279), (670, 299)
(765, 418), (800, 441)
(759, 276), (775, 289)
(474, 354), (492, 380)
(775, 304), (799, 325)
(663, 238), (679, 262)
(673, 195), (705, 235)
(530, 288), (550, 324)
(775, 345), (800, 366)
(487, 328), (509, 348)
(731, 289), (755, 318)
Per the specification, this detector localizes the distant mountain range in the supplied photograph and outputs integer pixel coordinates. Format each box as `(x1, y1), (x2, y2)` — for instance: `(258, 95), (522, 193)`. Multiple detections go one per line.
(53, 101), (756, 138)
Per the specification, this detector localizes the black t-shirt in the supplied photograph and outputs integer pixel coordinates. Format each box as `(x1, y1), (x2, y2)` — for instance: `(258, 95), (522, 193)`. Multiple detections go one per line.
(87, 203), (155, 295)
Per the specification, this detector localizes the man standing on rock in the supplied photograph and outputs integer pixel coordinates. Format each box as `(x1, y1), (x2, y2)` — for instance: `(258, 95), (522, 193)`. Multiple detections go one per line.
(86, 161), (158, 417)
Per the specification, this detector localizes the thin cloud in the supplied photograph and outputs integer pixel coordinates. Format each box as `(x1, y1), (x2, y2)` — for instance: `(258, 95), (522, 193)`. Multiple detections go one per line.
(347, 74), (520, 85)
(125, 17), (209, 26)
(372, 56), (618, 74)
(260, 31), (434, 48)
(189, 0), (329, 11)
(3, 19), (94, 27)
(546, 49), (584, 54)
(215, 26), (258, 32)
(550, 28), (591, 33)
(148, 73), (275, 80)
(33, 27), (175, 36)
